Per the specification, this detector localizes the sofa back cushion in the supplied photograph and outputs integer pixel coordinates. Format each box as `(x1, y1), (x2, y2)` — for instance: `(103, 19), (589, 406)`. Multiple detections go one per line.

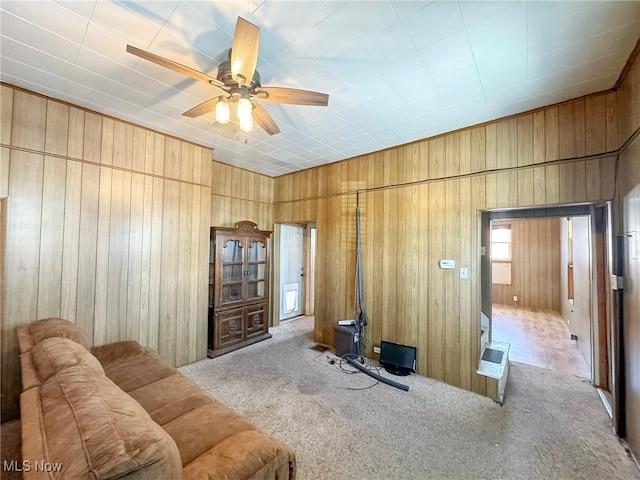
(18, 318), (91, 353)
(21, 359), (182, 479)
(31, 337), (104, 382)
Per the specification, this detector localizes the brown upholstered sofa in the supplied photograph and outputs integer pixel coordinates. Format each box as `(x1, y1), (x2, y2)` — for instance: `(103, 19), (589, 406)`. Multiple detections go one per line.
(16, 318), (296, 479)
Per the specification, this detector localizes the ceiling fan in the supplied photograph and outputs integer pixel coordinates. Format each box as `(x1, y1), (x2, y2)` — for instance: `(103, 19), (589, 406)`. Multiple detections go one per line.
(127, 17), (329, 136)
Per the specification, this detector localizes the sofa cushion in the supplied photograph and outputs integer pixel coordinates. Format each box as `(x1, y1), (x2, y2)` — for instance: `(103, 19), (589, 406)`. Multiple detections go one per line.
(98, 347), (177, 393)
(22, 362), (182, 479)
(18, 318), (91, 352)
(163, 400), (259, 466)
(91, 340), (148, 367)
(31, 337), (104, 382)
(182, 430), (296, 480)
(128, 373), (213, 425)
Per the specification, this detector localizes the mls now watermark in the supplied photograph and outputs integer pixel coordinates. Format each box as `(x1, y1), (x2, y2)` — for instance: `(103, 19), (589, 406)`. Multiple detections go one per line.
(3, 460), (63, 473)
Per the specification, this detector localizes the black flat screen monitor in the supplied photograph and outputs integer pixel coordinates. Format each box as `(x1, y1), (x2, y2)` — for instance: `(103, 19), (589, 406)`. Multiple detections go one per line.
(380, 340), (417, 376)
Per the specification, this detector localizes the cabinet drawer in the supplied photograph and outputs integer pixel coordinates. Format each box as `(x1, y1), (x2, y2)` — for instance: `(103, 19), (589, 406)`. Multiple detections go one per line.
(215, 308), (244, 349)
(245, 303), (268, 338)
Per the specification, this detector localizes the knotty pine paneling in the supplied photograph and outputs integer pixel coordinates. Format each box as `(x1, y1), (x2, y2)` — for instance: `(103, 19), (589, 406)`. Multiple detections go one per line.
(0, 85), (212, 420)
(491, 218), (561, 312)
(274, 90), (619, 398)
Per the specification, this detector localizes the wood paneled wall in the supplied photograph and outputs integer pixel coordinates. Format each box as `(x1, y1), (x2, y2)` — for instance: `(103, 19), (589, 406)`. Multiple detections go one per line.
(274, 92), (618, 397)
(615, 46), (640, 460)
(210, 161), (273, 230)
(0, 85), (212, 420)
(559, 216), (593, 371)
(492, 218), (561, 311)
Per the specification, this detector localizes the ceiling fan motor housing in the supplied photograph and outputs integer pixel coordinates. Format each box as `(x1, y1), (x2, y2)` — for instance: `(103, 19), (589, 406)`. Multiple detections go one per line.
(217, 59), (262, 93)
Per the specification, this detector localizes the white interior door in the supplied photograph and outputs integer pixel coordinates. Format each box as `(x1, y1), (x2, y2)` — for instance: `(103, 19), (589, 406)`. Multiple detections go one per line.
(280, 224), (304, 320)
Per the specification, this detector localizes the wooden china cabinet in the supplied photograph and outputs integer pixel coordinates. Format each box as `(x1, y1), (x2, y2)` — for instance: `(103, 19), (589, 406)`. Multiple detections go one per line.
(208, 221), (272, 358)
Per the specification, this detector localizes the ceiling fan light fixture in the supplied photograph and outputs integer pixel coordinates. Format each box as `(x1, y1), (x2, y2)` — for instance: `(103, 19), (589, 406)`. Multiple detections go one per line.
(215, 97), (230, 124)
(237, 97), (252, 122)
(239, 111), (254, 132)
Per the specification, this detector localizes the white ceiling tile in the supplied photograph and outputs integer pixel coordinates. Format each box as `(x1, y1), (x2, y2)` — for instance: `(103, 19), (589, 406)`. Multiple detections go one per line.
(331, 1), (397, 38)
(448, 96), (489, 120)
(466, 2), (526, 78)
(117, 1), (179, 25)
(9, 16), (80, 63)
(439, 77), (484, 106)
(13, 0), (88, 44)
(419, 30), (478, 90)
(0, 1), (14, 14)
(570, 73), (618, 99)
(52, 0), (96, 20)
(581, 22), (640, 65)
(480, 62), (528, 94)
(384, 57), (440, 101)
(527, 2), (594, 59)
(458, 1), (511, 27)
(256, 0), (329, 41)
(0, 7), (14, 39)
(583, 1), (640, 35)
(319, 0), (347, 15)
(266, 42), (321, 81)
(81, 21), (131, 64)
(89, 1), (161, 47)
(162, 2), (233, 63)
(420, 108), (455, 128)
(572, 54), (624, 86)
(0, 33), (14, 60)
(296, 15), (355, 60)
(401, 1), (465, 50)
(355, 22), (415, 64)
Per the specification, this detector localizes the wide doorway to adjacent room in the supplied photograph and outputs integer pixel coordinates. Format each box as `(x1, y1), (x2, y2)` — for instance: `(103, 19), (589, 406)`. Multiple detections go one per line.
(480, 204), (614, 405)
(489, 216), (592, 379)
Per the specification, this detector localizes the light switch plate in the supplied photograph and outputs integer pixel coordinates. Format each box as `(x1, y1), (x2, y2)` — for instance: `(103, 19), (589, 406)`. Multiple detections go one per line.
(460, 267), (469, 279)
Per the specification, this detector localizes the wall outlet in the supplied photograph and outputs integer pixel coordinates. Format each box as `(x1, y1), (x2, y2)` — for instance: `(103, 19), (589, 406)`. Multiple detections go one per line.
(513, 295), (518, 302)
(373, 346), (381, 354)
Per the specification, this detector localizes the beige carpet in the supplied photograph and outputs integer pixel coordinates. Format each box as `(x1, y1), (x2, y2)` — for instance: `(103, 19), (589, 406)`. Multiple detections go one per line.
(180, 316), (639, 480)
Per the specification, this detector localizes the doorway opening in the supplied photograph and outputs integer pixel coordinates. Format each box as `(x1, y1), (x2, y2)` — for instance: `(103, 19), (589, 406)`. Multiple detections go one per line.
(273, 222), (316, 325)
(489, 216), (591, 378)
(480, 204), (613, 407)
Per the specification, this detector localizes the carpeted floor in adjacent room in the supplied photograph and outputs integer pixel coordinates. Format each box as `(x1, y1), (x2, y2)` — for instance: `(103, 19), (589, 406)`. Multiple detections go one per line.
(180, 316), (639, 480)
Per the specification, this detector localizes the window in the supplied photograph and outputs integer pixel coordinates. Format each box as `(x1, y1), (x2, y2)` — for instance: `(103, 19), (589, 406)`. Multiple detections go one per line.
(491, 227), (511, 261)
(491, 225), (512, 285)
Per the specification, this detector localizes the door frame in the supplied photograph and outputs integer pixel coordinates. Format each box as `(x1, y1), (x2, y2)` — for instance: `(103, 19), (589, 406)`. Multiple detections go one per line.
(479, 202), (615, 415)
(271, 221), (316, 326)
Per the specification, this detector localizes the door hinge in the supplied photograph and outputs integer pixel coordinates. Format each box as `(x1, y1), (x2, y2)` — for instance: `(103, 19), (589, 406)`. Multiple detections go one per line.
(611, 274), (624, 290)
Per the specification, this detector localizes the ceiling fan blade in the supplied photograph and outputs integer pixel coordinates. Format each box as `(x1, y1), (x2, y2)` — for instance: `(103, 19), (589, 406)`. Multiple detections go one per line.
(126, 45), (226, 89)
(251, 100), (280, 135)
(183, 97), (222, 118)
(230, 17), (260, 86)
(255, 87), (329, 106)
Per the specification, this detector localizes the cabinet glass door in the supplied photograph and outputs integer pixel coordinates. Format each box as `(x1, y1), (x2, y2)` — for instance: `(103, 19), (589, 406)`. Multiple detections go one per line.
(247, 239), (267, 300)
(221, 239), (244, 305)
